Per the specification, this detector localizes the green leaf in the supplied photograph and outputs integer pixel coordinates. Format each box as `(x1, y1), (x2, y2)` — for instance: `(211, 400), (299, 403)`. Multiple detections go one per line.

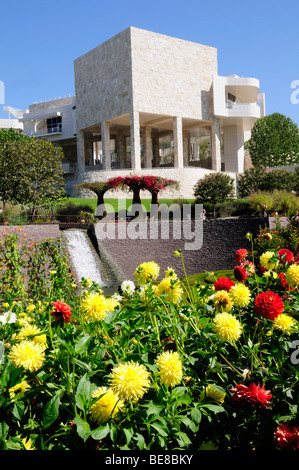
(12, 401), (25, 420)
(175, 431), (192, 447)
(91, 423), (110, 440)
(123, 427), (134, 446)
(42, 393), (60, 429)
(75, 373), (91, 411)
(146, 400), (164, 416)
(75, 334), (91, 354)
(191, 406), (202, 425)
(74, 416), (91, 442)
(200, 404), (225, 413)
(150, 423), (168, 437)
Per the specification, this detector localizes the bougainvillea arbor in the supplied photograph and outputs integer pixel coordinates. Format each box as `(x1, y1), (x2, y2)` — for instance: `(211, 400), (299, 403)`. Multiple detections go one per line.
(76, 176), (179, 215)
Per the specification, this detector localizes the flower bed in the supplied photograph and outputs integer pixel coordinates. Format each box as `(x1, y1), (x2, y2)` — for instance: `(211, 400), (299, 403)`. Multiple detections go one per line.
(0, 232), (299, 450)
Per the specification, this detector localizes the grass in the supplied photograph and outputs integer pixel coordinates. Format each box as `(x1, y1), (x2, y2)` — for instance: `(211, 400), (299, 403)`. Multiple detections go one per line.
(69, 197), (195, 213)
(183, 270), (234, 287)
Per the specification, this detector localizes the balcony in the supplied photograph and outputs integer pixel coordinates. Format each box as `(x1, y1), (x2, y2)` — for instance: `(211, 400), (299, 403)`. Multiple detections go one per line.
(225, 101), (261, 118)
(27, 126), (63, 138)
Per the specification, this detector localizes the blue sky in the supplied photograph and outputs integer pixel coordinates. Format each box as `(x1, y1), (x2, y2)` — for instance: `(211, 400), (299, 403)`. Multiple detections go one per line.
(0, 0), (298, 123)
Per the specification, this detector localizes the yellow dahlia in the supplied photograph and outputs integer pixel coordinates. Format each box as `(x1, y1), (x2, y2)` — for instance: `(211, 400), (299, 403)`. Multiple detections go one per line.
(164, 267), (178, 279)
(81, 292), (110, 322)
(260, 251), (278, 270)
(273, 314), (298, 334)
(89, 386), (125, 424)
(229, 284), (251, 308)
(9, 341), (45, 372)
(155, 350), (183, 387)
(212, 290), (233, 312)
(154, 278), (183, 304)
(105, 296), (120, 311)
(109, 361), (151, 402)
(213, 312), (242, 342)
(134, 261), (160, 285)
(9, 380), (31, 398)
(285, 264), (299, 287)
(16, 325), (47, 349)
(21, 437), (36, 450)
(200, 384), (226, 405)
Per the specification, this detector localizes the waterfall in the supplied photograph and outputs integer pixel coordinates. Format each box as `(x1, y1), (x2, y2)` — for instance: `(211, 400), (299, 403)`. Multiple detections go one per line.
(63, 229), (104, 286)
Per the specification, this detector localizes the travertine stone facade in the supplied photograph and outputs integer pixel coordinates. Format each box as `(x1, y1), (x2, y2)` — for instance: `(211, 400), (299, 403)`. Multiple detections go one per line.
(20, 27), (265, 197)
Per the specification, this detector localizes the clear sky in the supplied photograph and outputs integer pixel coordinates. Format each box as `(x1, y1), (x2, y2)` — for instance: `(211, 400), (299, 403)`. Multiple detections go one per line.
(0, 0), (298, 123)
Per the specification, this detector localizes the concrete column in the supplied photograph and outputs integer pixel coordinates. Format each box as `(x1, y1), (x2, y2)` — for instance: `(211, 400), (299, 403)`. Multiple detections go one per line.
(183, 131), (189, 167)
(152, 136), (160, 167)
(76, 130), (85, 173)
(101, 121), (111, 170)
(130, 110), (141, 171)
(210, 120), (221, 171)
(116, 134), (126, 169)
(173, 116), (184, 169)
(88, 141), (94, 166)
(223, 125), (244, 173)
(143, 126), (152, 168)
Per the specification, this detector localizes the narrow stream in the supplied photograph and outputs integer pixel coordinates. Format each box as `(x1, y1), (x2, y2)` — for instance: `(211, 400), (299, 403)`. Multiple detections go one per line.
(63, 229), (104, 286)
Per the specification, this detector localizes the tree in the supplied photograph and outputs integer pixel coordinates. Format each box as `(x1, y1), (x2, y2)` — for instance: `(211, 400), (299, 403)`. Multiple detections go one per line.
(247, 113), (299, 168)
(0, 131), (66, 208)
(0, 129), (30, 208)
(75, 181), (109, 209)
(193, 172), (235, 215)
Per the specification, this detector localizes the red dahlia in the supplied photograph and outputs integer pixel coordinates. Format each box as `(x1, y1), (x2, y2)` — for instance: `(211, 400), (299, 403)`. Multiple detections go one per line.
(51, 301), (72, 323)
(254, 291), (284, 320)
(230, 382), (272, 409)
(278, 248), (294, 264)
(235, 248), (248, 264)
(234, 266), (247, 282)
(214, 276), (235, 292)
(275, 423), (299, 450)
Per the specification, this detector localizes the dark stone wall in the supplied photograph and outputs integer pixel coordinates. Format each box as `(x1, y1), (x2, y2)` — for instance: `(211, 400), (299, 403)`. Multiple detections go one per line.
(94, 217), (269, 283)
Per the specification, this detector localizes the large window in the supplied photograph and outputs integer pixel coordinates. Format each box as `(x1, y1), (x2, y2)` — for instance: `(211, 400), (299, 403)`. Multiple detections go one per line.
(47, 116), (62, 133)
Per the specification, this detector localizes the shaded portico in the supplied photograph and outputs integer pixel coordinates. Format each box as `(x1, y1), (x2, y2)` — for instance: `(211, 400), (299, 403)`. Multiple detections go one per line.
(76, 111), (222, 173)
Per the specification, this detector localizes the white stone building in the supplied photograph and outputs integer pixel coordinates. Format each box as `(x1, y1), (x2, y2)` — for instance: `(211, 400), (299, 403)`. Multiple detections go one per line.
(21, 27), (265, 197)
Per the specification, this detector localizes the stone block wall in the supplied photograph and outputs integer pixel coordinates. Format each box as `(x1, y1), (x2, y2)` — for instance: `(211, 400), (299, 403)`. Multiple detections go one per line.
(94, 217), (268, 284)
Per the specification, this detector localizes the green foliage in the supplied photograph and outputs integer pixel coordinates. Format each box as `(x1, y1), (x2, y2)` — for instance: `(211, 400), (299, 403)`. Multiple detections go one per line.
(238, 167), (298, 198)
(0, 236), (298, 450)
(249, 191), (274, 214)
(247, 113), (299, 168)
(0, 131), (66, 208)
(254, 214), (299, 255)
(55, 202), (94, 222)
(193, 173), (235, 214)
(249, 191), (299, 216)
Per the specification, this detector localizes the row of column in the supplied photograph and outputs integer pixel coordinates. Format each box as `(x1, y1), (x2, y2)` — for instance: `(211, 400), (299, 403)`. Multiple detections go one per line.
(77, 111), (222, 172)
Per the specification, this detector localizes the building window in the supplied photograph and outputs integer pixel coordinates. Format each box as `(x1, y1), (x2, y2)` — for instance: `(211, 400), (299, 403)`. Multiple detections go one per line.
(47, 116), (62, 133)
